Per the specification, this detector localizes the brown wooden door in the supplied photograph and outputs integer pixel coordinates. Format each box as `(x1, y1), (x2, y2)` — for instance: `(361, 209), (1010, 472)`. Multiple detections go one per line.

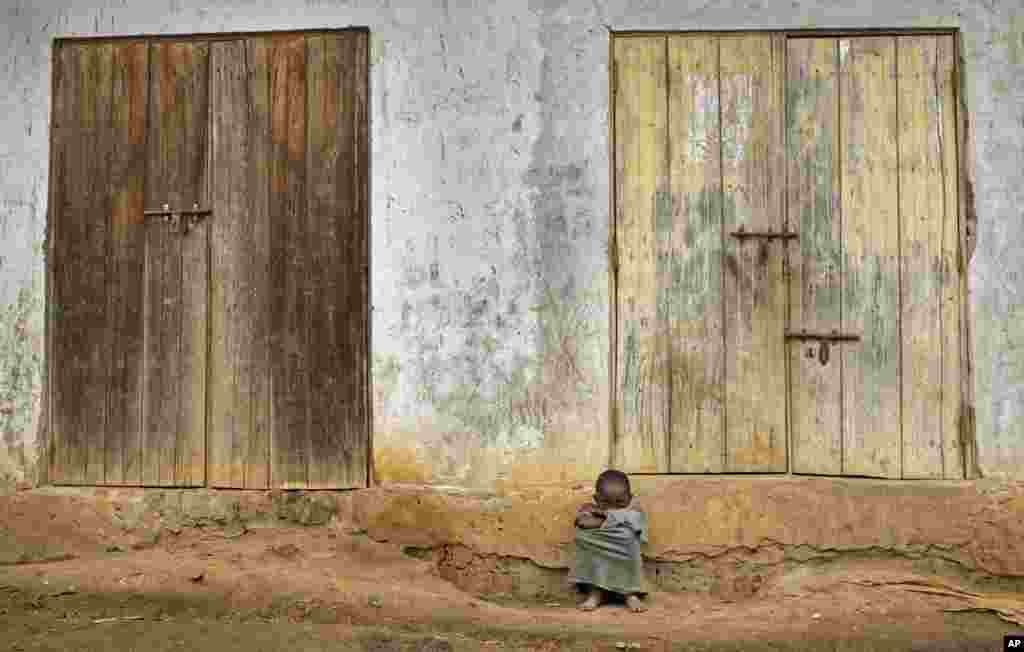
(48, 39), (207, 486)
(612, 32), (965, 479)
(612, 34), (788, 473)
(206, 33), (370, 489)
(47, 30), (369, 489)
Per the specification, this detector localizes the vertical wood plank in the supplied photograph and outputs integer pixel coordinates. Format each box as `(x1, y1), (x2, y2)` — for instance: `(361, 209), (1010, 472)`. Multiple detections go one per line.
(613, 36), (669, 472)
(209, 38), (274, 489)
(49, 43), (74, 484)
(898, 36), (946, 478)
(306, 33), (340, 488)
(144, 41), (208, 486)
(53, 43), (112, 485)
(177, 43), (210, 488)
(105, 41), (149, 485)
(839, 37), (901, 478)
(210, 39), (253, 488)
(953, 32), (974, 479)
(937, 35), (963, 480)
(304, 32), (369, 488)
(46, 41), (67, 484)
(787, 38), (842, 475)
(721, 34), (787, 472)
(354, 29), (371, 488)
(54, 43), (114, 485)
(268, 36), (311, 488)
(143, 42), (182, 486)
(245, 38), (273, 489)
(84, 44), (115, 486)
(666, 35), (725, 473)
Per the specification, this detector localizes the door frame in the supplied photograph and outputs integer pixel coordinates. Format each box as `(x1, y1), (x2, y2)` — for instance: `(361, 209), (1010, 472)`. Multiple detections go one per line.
(606, 27), (977, 479)
(43, 27), (373, 488)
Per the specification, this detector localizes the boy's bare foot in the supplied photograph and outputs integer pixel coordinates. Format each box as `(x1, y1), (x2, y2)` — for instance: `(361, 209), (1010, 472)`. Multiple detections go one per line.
(579, 589), (603, 611)
(626, 594), (647, 612)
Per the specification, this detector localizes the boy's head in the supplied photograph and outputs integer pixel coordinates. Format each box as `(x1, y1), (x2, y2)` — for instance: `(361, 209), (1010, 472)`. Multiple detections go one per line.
(594, 469), (632, 509)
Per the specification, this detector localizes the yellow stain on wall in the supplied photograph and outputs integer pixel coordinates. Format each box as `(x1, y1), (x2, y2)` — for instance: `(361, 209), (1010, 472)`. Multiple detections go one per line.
(373, 445), (432, 484)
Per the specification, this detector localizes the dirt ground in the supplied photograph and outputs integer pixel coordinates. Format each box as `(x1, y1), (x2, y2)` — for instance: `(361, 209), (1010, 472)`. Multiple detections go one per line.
(1, 490), (1021, 651)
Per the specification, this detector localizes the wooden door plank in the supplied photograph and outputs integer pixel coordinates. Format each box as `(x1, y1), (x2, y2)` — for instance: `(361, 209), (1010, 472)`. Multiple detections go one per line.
(665, 35), (725, 473)
(144, 41), (208, 487)
(838, 37), (901, 478)
(77, 43), (115, 484)
(177, 43), (210, 488)
(207, 37), (274, 489)
(306, 32), (341, 489)
(52, 43), (113, 484)
(47, 42), (69, 485)
(613, 36), (669, 472)
(268, 36), (311, 488)
(352, 29), (370, 488)
(721, 34), (787, 472)
(953, 35), (974, 479)
(209, 39), (260, 488)
(49, 42), (76, 485)
(304, 33), (369, 488)
(83, 43), (115, 486)
(897, 36), (958, 478)
(786, 38), (842, 475)
(105, 41), (149, 485)
(936, 35), (963, 480)
(244, 38), (273, 489)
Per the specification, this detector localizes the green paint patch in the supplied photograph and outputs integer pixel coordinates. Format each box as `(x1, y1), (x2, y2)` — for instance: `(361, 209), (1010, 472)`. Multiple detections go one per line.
(787, 65), (842, 320)
(373, 354), (402, 409)
(991, 78), (1010, 97)
(654, 190), (674, 236)
(721, 76), (754, 164)
(432, 282), (606, 448)
(656, 188), (724, 324)
(847, 143), (866, 167)
(0, 276), (44, 482)
(785, 74), (830, 145)
(999, 14), (1024, 66)
(686, 76), (719, 163)
(370, 33), (386, 66)
(621, 322), (641, 420)
(843, 253), (900, 400)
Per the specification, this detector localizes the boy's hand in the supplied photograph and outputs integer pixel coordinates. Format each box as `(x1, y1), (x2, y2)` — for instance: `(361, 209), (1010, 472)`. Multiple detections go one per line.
(576, 510), (607, 529)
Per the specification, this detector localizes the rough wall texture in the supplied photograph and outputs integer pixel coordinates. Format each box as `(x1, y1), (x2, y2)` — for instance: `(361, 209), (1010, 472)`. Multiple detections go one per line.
(0, 0), (1022, 488)
(10, 477), (1024, 600)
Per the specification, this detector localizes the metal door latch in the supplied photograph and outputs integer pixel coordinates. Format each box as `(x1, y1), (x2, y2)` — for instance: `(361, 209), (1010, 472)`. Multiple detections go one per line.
(730, 224), (799, 240)
(144, 203), (212, 234)
(787, 330), (859, 366)
(784, 329), (861, 342)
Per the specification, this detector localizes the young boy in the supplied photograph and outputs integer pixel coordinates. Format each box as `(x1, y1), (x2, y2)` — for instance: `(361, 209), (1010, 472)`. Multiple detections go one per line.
(569, 469), (648, 612)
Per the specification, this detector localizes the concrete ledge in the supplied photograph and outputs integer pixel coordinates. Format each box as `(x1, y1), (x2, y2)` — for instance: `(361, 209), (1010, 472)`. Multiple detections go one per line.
(19, 476), (1024, 599)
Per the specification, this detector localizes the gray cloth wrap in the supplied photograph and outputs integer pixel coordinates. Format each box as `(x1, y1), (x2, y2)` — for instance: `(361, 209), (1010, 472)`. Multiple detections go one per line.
(569, 508), (647, 595)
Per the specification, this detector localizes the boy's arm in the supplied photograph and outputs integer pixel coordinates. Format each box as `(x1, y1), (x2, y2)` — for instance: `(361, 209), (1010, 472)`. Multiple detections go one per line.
(575, 502), (606, 529)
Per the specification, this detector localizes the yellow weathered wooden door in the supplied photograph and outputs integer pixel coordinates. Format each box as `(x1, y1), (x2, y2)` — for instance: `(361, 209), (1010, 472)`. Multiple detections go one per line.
(613, 33), (965, 479)
(613, 34), (788, 473)
(787, 35), (963, 479)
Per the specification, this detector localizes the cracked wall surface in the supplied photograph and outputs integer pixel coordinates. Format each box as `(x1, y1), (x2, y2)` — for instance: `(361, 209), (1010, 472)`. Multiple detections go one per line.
(1, 0), (1022, 488)
(11, 477), (1024, 600)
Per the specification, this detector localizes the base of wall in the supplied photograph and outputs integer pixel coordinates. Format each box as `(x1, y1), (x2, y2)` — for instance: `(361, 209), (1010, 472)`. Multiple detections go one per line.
(7, 476), (1021, 603)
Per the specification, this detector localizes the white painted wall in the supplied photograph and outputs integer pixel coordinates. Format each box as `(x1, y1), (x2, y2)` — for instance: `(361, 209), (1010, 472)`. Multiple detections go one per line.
(1, 0), (1021, 488)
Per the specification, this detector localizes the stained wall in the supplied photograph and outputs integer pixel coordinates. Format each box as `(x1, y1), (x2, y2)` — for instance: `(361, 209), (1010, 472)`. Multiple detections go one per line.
(1, 0), (1021, 488)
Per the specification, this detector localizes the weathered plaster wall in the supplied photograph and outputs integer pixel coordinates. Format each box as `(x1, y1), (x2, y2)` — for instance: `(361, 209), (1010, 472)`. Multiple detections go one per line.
(1, 0), (1022, 488)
